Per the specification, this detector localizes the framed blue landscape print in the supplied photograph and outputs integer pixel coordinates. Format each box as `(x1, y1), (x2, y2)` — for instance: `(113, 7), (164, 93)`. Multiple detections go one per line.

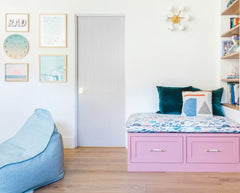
(5, 63), (29, 82)
(39, 55), (67, 82)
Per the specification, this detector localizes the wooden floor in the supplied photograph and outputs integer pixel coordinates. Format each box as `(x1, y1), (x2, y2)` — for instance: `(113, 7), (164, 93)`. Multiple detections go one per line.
(35, 147), (240, 193)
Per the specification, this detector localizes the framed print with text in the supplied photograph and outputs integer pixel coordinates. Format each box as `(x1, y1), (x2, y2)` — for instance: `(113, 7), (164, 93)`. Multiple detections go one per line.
(6, 13), (29, 32)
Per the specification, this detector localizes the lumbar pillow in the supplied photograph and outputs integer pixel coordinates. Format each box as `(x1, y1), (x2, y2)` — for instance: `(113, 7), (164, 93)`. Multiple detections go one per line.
(156, 86), (192, 114)
(182, 91), (213, 117)
(191, 87), (224, 116)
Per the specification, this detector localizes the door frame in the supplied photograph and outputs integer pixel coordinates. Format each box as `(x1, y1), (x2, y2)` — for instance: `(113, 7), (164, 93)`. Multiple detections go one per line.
(74, 14), (126, 147)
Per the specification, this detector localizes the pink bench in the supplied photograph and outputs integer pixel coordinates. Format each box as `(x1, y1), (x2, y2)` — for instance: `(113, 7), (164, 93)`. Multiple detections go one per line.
(128, 133), (240, 172)
(127, 113), (240, 172)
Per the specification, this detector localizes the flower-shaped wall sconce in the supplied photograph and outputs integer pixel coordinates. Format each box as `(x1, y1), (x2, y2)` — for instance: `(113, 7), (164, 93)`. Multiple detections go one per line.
(164, 6), (190, 31)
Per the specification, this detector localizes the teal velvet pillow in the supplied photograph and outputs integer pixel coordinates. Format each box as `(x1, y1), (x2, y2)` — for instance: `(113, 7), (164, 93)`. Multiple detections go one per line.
(191, 87), (224, 116)
(156, 86), (192, 114)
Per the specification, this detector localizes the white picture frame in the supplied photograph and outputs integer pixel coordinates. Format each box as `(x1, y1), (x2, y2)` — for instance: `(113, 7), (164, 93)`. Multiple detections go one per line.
(39, 14), (67, 48)
(5, 13), (29, 32)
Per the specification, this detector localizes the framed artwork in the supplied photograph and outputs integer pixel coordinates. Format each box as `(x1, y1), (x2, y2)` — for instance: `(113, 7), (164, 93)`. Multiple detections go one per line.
(39, 55), (67, 82)
(3, 34), (29, 59)
(222, 40), (234, 56)
(5, 13), (29, 32)
(5, 63), (29, 82)
(39, 14), (67, 48)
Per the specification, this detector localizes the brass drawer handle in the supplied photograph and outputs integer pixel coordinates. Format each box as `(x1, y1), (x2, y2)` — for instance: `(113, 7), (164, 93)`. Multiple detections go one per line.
(205, 149), (221, 152)
(149, 148), (165, 152)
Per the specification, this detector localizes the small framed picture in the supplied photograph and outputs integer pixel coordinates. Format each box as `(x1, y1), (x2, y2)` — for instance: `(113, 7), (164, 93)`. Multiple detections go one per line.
(222, 40), (234, 56)
(5, 13), (29, 32)
(39, 55), (67, 82)
(5, 63), (29, 82)
(39, 14), (67, 48)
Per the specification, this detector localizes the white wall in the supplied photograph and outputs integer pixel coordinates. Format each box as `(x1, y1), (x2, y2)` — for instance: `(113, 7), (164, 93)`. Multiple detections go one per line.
(0, 0), (221, 148)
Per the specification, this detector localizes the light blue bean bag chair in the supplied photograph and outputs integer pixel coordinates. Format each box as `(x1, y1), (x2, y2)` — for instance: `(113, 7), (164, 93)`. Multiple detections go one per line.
(0, 109), (64, 193)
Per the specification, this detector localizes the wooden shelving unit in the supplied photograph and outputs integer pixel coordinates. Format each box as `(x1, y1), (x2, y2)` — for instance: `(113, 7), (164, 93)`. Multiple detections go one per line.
(221, 0), (240, 112)
(221, 52), (239, 59)
(221, 0), (239, 15)
(221, 78), (239, 83)
(221, 25), (239, 37)
(222, 103), (239, 111)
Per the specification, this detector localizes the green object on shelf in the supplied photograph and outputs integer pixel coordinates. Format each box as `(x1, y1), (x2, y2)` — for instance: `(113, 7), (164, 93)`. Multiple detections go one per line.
(227, 0), (236, 8)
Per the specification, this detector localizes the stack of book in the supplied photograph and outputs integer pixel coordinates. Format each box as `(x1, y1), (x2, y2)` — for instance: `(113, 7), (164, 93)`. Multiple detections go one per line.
(230, 18), (240, 28)
(227, 83), (239, 106)
(227, 74), (240, 79)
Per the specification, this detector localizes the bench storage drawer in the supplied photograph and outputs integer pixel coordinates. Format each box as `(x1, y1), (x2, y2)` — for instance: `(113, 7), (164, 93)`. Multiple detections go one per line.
(187, 137), (239, 163)
(130, 136), (183, 163)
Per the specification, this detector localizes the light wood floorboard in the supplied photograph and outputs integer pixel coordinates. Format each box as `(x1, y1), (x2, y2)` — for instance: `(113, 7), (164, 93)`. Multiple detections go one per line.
(35, 147), (240, 193)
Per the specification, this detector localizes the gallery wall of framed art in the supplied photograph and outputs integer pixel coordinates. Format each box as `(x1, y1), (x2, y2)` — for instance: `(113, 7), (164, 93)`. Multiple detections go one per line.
(0, 0), (77, 149)
(2, 12), (68, 83)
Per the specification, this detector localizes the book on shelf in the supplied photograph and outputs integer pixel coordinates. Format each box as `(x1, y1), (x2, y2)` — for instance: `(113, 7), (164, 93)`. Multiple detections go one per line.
(227, 83), (239, 106)
(230, 18), (240, 28)
(227, 74), (240, 79)
(227, 0), (237, 8)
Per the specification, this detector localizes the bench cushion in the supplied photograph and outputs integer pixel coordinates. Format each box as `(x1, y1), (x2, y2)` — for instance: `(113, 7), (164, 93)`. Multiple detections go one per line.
(126, 113), (240, 133)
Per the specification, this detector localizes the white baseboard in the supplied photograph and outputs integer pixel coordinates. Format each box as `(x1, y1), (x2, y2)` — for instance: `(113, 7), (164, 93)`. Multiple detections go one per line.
(63, 137), (76, 148)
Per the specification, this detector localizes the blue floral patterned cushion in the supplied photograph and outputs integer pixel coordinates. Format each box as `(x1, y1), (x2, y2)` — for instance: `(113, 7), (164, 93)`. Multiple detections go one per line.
(126, 113), (240, 133)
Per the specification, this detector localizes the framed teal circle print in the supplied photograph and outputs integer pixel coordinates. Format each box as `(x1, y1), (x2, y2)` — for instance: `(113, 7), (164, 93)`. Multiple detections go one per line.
(3, 34), (29, 59)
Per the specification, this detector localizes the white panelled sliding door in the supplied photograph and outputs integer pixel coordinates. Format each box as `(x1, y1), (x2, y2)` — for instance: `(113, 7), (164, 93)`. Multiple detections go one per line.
(77, 16), (125, 146)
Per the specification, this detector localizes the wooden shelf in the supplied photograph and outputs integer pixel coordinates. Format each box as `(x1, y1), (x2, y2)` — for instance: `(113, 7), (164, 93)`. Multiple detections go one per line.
(221, 0), (239, 15)
(221, 78), (239, 83)
(222, 103), (239, 111)
(221, 52), (239, 59)
(221, 25), (239, 37)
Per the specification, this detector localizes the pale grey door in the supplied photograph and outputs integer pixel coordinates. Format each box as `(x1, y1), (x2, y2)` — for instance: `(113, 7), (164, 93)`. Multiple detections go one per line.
(77, 16), (125, 146)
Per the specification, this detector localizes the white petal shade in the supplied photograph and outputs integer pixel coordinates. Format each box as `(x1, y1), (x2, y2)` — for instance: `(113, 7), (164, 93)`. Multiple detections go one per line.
(179, 5), (185, 11)
(164, 15), (169, 21)
(168, 24), (174, 31)
(185, 15), (191, 21)
(179, 24), (185, 31)
(168, 5), (174, 11)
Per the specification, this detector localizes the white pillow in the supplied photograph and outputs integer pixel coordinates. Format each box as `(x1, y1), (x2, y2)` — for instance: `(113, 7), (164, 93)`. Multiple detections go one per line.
(182, 91), (213, 117)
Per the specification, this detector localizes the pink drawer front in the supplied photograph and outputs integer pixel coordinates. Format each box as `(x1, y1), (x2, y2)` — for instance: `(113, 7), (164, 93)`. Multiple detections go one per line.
(187, 137), (239, 163)
(130, 136), (183, 163)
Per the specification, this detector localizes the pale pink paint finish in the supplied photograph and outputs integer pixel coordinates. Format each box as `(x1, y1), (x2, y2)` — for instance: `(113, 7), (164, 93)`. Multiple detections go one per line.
(131, 136), (183, 163)
(187, 136), (239, 163)
(128, 133), (240, 172)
